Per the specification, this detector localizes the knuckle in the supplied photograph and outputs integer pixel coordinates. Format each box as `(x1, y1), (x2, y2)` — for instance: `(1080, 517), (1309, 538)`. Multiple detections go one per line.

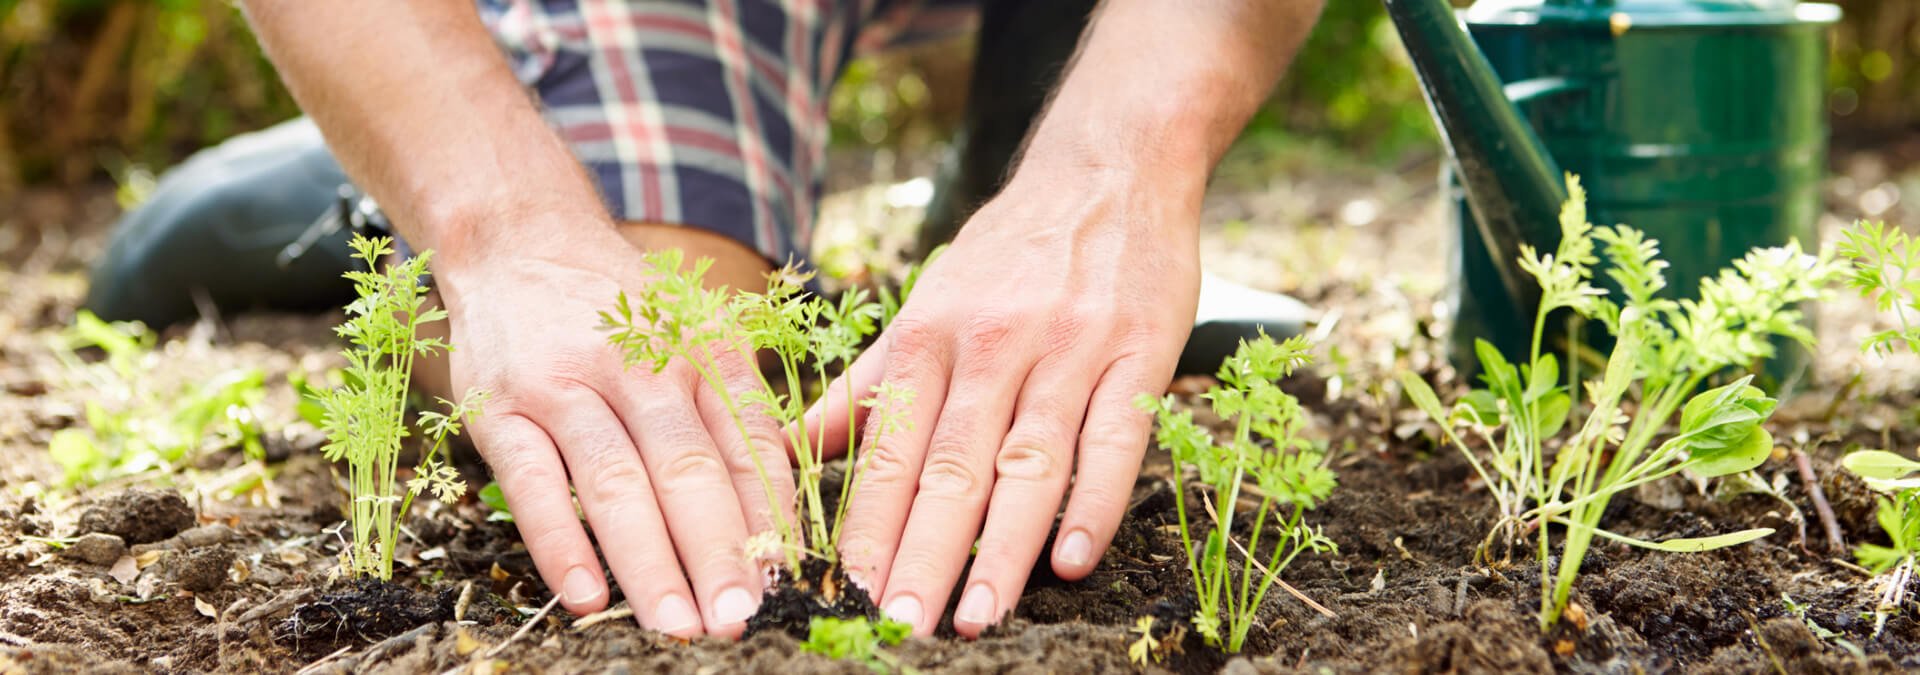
(956, 312), (1016, 359)
(579, 455), (652, 504)
(857, 440), (916, 482)
(886, 318), (942, 359)
(918, 444), (983, 497)
(887, 557), (943, 591)
(994, 442), (1064, 483)
(1041, 310), (1092, 358)
(660, 448), (729, 485)
(522, 521), (581, 559)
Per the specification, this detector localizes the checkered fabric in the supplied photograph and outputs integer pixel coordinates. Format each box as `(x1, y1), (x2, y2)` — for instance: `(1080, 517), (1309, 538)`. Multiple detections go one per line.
(475, 0), (978, 265)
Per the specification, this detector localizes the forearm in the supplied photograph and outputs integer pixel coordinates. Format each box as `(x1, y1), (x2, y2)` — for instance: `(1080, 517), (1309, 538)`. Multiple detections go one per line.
(1015, 0), (1325, 204)
(239, 0), (608, 268)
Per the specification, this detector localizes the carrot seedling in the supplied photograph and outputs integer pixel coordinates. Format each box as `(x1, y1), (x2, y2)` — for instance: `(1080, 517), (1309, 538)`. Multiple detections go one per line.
(799, 615), (913, 673)
(1400, 175), (1832, 630)
(1137, 331), (1337, 653)
(315, 234), (486, 580)
(602, 250), (913, 581)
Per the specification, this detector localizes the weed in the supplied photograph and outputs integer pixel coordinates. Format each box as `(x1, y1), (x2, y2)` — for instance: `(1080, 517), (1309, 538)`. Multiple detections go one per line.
(1136, 331), (1337, 652)
(314, 235), (486, 580)
(1126, 616), (1162, 665)
(1400, 175), (1831, 629)
(478, 481), (514, 523)
(602, 250), (913, 579)
(1839, 450), (1920, 636)
(799, 615), (913, 673)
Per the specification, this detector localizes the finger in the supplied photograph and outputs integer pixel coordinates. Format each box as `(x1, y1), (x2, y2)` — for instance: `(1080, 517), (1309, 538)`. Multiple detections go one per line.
(700, 351), (798, 553)
(469, 411), (607, 616)
(952, 352), (1099, 637)
(795, 344), (886, 462)
(1053, 356), (1169, 581)
(607, 373), (765, 639)
(876, 318), (1030, 636)
(543, 392), (703, 638)
(835, 319), (952, 599)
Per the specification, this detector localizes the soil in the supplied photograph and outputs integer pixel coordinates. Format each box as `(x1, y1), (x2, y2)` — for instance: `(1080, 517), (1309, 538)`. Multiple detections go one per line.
(5, 147), (1920, 673)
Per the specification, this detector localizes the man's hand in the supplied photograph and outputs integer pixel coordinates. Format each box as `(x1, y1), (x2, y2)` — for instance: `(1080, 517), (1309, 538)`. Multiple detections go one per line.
(834, 176), (1201, 636)
(808, 0), (1325, 638)
(435, 221), (795, 638)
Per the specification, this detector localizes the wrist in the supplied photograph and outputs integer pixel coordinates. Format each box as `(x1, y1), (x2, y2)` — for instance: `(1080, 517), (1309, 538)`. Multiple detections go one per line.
(422, 204), (617, 299)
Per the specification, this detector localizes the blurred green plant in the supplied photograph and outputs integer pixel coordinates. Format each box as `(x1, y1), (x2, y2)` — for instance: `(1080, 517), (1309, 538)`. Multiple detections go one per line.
(46, 310), (268, 487)
(799, 616), (913, 673)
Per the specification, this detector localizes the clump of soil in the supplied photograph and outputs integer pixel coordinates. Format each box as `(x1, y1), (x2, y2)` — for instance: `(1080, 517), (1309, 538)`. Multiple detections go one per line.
(76, 488), (196, 544)
(745, 556), (879, 639)
(279, 578), (455, 649)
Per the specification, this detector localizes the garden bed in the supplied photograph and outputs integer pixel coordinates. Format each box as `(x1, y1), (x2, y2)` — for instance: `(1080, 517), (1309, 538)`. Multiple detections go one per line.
(5, 155), (1920, 673)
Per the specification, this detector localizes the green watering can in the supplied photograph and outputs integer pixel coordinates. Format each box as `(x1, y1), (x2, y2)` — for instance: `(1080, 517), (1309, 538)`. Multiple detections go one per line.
(1381, 0), (1841, 376)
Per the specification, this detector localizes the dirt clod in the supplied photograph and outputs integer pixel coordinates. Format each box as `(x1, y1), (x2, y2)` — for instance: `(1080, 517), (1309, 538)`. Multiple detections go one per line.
(76, 489), (196, 545)
(162, 546), (234, 593)
(59, 533), (125, 566)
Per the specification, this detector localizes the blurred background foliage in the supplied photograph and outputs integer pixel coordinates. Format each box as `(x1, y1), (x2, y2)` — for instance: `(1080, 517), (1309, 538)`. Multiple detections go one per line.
(0, 0), (1915, 197)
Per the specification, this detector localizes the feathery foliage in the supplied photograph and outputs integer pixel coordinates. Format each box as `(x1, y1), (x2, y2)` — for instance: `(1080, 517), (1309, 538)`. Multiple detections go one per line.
(1137, 331), (1336, 652)
(316, 235), (485, 580)
(1400, 174), (1834, 629)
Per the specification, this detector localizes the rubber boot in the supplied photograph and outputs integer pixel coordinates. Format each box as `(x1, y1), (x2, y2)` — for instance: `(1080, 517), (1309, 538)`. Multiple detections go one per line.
(919, 0), (1314, 375)
(84, 118), (359, 329)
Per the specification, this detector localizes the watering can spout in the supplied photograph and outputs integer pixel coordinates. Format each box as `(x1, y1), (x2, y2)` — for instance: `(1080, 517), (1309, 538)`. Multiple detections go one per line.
(1383, 0), (1572, 320)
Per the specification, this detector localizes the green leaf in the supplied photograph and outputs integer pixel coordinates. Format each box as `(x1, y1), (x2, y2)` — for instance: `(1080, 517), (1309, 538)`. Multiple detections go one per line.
(1398, 372), (1447, 424)
(1535, 391), (1571, 438)
(1841, 450), (1920, 482)
(48, 430), (100, 485)
(479, 481), (514, 523)
(1687, 427), (1773, 477)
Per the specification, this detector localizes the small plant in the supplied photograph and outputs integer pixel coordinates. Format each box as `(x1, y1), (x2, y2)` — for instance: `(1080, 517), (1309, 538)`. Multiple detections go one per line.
(1401, 175), (1830, 630)
(314, 235), (486, 580)
(1837, 220), (1920, 354)
(46, 311), (270, 487)
(1838, 450), (1920, 636)
(1136, 331), (1337, 653)
(602, 250), (913, 581)
(799, 616), (912, 673)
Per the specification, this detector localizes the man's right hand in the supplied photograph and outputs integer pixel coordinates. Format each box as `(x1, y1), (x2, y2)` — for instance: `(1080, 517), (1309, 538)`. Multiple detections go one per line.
(434, 218), (795, 639)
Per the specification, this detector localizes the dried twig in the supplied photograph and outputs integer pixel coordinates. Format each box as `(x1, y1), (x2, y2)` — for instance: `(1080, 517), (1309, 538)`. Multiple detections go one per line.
(570, 604), (634, 632)
(1793, 449), (1846, 554)
(1201, 493), (1338, 618)
(294, 645), (353, 675)
(236, 588), (311, 625)
(483, 594), (561, 659)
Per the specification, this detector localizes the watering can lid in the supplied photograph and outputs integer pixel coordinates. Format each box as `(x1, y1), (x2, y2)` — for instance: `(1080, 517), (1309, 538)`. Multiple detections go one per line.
(1464, 0), (1840, 27)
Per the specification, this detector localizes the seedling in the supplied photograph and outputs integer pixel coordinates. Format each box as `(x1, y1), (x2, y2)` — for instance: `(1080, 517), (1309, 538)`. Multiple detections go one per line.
(1136, 332), (1337, 653)
(602, 250), (913, 580)
(799, 616), (913, 673)
(314, 235), (485, 580)
(1401, 175), (1828, 629)
(1839, 450), (1920, 636)
(1837, 220), (1920, 355)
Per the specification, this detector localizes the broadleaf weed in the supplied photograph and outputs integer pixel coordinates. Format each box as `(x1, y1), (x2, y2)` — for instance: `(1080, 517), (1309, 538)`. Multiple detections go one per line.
(1401, 175), (1834, 629)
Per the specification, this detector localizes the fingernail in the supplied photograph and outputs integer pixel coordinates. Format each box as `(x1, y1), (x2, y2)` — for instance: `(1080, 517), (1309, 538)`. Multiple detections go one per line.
(712, 586), (758, 627)
(883, 595), (923, 627)
(654, 594), (701, 636)
(562, 566), (603, 605)
(955, 584), (997, 625)
(1058, 530), (1093, 568)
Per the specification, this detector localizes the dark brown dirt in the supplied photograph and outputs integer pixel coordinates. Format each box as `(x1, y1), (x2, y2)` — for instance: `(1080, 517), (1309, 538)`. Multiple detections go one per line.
(745, 557), (881, 640)
(8, 152), (1920, 672)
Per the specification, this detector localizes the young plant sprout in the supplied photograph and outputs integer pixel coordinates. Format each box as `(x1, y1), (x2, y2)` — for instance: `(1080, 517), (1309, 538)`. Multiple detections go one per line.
(1136, 331), (1337, 653)
(315, 235), (486, 580)
(1400, 175), (1832, 629)
(1837, 220), (1920, 355)
(799, 615), (912, 673)
(601, 249), (913, 581)
(1838, 450), (1920, 636)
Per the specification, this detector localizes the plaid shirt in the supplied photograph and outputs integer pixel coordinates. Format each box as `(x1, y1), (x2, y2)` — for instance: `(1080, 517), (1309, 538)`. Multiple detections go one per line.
(476, 0), (976, 265)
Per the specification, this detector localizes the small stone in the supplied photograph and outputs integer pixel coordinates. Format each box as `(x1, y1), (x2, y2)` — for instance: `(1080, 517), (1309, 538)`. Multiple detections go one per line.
(171, 524), (237, 549)
(61, 533), (126, 566)
(165, 546), (235, 593)
(77, 489), (197, 544)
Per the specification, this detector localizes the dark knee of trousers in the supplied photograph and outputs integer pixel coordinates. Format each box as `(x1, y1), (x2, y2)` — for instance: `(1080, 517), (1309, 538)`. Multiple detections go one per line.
(85, 119), (360, 329)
